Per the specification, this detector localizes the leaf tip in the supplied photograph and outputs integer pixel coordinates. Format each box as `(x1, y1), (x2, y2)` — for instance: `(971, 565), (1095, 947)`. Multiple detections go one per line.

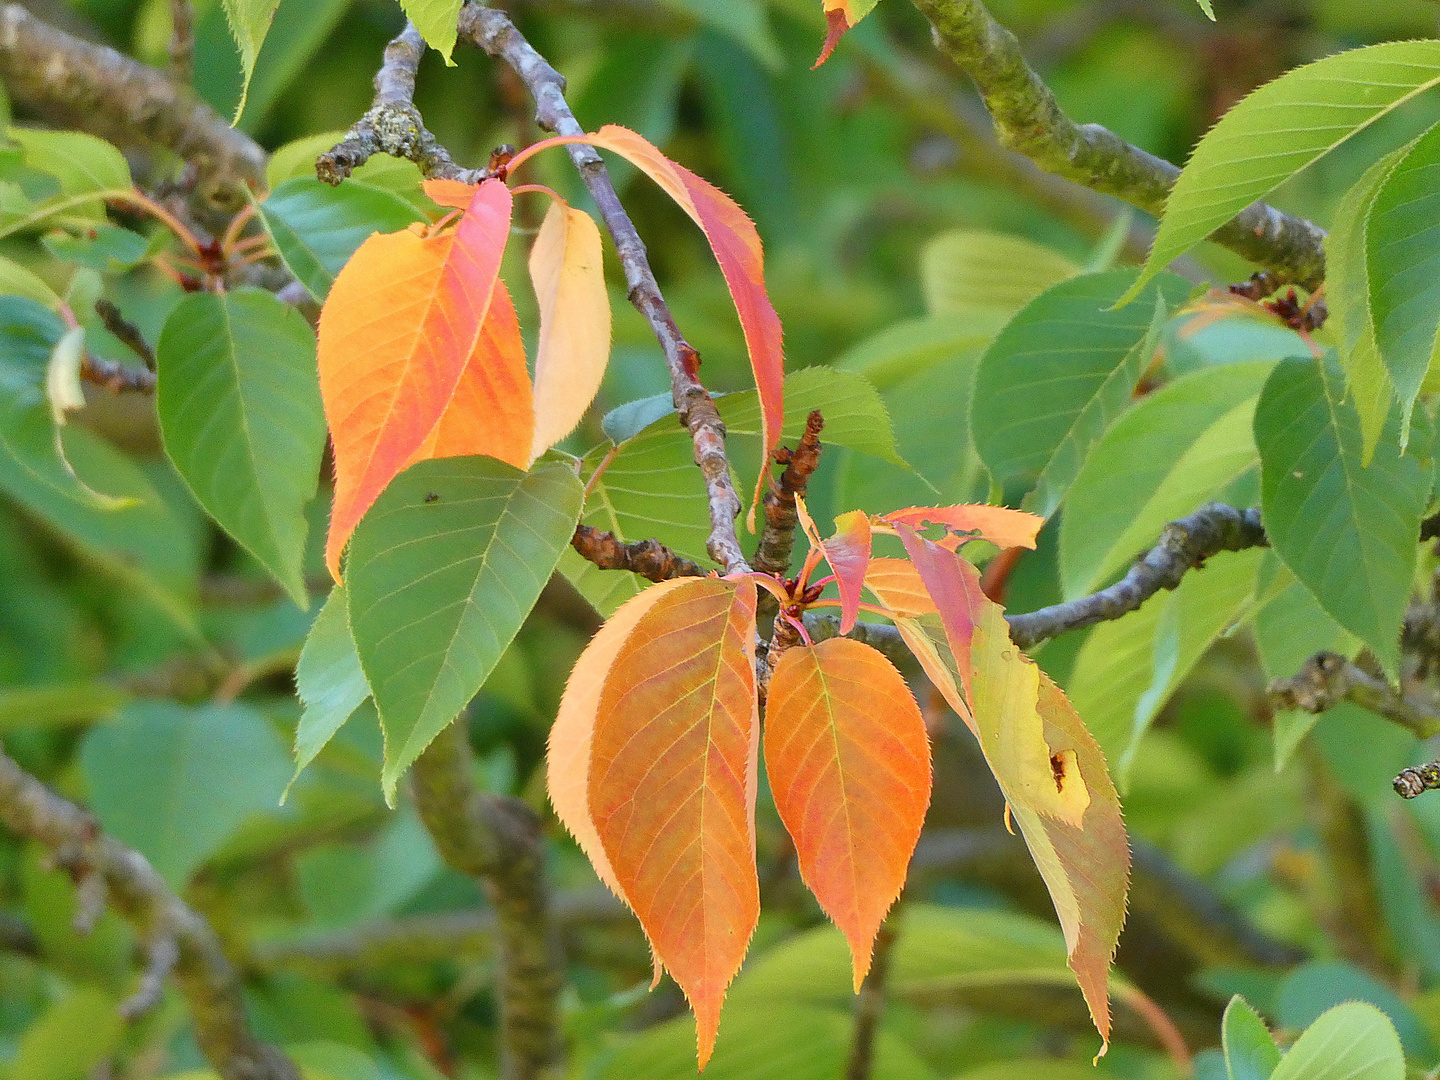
(812, 8), (849, 68)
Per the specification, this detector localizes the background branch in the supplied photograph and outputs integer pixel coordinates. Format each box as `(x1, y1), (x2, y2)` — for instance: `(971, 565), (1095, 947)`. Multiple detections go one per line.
(0, 744), (298, 1080)
(1269, 652), (1440, 739)
(908, 0), (1328, 287)
(410, 723), (563, 1080)
(0, 4), (264, 199)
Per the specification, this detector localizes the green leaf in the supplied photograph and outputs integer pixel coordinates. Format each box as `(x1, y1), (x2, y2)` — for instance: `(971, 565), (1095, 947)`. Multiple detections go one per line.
(259, 178), (423, 301)
(1255, 356), (1428, 675)
(291, 585), (371, 792)
(1223, 995), (1280, 1080)
(970, 269), (1191, 511)
(595, 1003), (933, 1080)
(6, 127), (131, 197)
(220, 0), (283, 119)
(564, 368), (905, 613)
(0, 252), (60, 308)
(1277, 961), (1436, 1061)
(41, 225), (155, 274)
(13, 987), (123, 1080)
(659, 0), (782, 70)
(1059, 361), (1274, 599)
(400, 0), (463, 63)
(1196, 0), (1216, 20)
(1067, 547), (1263, 786)
(1128, 40), (1440, 301)
(732, 904), (1072, 1006)
(80, 701), (292, 887)
(920, 229), (1080, 318)
(157, 289), (324, 606)
(1327, 143), (1413, 462)
(346, 458), (583, 799)
(1366, 119), (1440, 439)
(1268, 1002), (1403, 1080)
(296, 803), (439, 929)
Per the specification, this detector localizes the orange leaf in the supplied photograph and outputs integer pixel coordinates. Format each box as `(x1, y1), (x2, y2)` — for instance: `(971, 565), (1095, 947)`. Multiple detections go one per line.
(529, 202), (611, 460)
(589, 577), (760, 1067)
(548, 578), (690, 907)
(881, 505), (1043, 551)
(562, 126), (784, 527)
(765, 638), (931, 989)
(408, 279), (533, 462)
(319, 179), (516, 577)
(421, 178), (477, 210)
(863, 557), (934, 620)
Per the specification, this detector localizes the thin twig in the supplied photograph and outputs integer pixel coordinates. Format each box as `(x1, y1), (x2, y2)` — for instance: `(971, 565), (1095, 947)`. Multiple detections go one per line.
(909, 0), (1327, 288)
(570, 525), (708, 582)
(0, 4), (265, 199)
(410, 723), (562, 1080)
(458, 2), (750, 573)
(80, 353), (157, 393)
(0, 744), (298, 1080)
(93, 299), (157, 371)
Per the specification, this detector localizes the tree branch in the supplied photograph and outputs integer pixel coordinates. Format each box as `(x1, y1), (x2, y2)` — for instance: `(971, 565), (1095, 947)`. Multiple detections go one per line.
(167, 0), (194, 85)
(0, 744), (298, 1080)
(1006, 503), (1266, 648)
(908, 0), (1328, 288)
(457, 2), (750, 573)
(320, 8), (751, 574)
(0, 4), (265, 199)
(315, 24), (484, 186)
(1270, 652), (1440, 740)
(570, 525), (708, 582)
(410, 723), (562, 1080)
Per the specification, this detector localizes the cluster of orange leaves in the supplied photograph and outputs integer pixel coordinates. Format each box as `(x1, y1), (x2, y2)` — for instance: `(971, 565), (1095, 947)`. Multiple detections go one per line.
(315, 125), (784, 580)
(551, 500), (1129, 1066)
(310, 119), (1129, 1070)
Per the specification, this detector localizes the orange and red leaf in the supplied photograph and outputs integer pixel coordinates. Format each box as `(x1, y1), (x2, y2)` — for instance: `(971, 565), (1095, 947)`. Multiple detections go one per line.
(318, 179), (517, 577)
(881, 505), (1043, 552)
(528, 202), (611, 460)
(588, 577), (761, 1067)
(814, 0), (882, 68)
(765, 638), (931, 989)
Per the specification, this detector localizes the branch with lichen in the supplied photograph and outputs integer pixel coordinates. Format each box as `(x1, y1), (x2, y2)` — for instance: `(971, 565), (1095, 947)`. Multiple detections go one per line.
(0, 4), (264, 201)
(908, 0), (1327, 288)
(0, 743), (298, 1080)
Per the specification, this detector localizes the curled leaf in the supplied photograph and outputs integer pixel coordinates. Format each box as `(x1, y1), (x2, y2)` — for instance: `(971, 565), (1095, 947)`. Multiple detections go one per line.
(529, 202), (611, 460)
(881, 504), (1043, 551)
